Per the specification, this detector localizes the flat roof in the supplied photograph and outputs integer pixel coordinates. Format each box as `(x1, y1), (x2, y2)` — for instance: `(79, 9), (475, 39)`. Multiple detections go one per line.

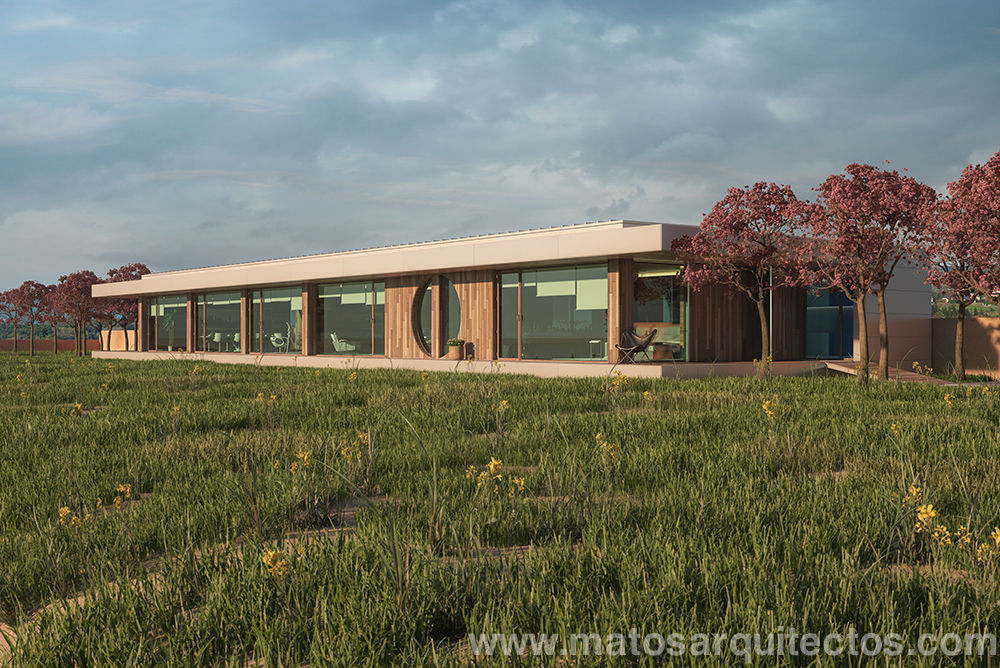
(93, 220), (696, 298)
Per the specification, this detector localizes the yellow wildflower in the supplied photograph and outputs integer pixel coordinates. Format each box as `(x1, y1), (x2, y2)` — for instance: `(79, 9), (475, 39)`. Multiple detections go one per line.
(116, 483), (132, 499)
(931, 524), (952, 546)
(977, 542), (994, 564)
(487, 457), (502, 475)
(465, 465), (477, 479)
(497, 400), (509, 411)
(762, 400), (777, 418)
(956, 525), (971, 549)
(992, 527), (1000, 547)
(262, 549), (290, 576)
(295, 450), (311, 469)
(944, 394), (954, 407)
(348, 371), (358, 383)
(58, 506), (71, 524)
(902, 485), (922, 506)
(915, 504), (937, 533)
(890, 423), (901, 436)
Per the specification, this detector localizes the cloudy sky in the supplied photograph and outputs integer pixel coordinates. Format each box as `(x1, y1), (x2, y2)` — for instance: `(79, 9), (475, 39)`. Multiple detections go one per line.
(1, 0), (998, 286)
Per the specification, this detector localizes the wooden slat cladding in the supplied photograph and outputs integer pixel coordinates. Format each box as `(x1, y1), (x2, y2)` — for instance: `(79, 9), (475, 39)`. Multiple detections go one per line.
(385, 271), (496, 360)
(608, 258), (633, 363)
(688, 281), (760, 362)
(453, 270), (495, 361)
(385, 275), (428, 359)
(771, 286), (806, 361)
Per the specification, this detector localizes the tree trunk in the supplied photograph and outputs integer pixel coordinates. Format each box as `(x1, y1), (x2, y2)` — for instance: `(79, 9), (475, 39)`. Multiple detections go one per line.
(29, 321), (35, 356)
(73, 322), (80, 357)
(876, 290), (889, 381)
(855, 298), (869, 384)
(12, 326), (17, 354)
(756, 297), (769, 378)
(955, 301), (966, 381)
(52, 326), (58, 355)
(124, 326), (130, 352)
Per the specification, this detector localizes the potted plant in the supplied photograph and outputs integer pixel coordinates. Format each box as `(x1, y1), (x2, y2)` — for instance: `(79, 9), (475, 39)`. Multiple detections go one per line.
(446, 338), (465, 360)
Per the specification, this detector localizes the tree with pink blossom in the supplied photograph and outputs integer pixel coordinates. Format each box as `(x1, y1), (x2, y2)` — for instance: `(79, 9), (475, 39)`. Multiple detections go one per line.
(103, 263), (150, 351)
(53, 271), (101, 356)
(39, 284), (63, 354)
(920, 150), (1000, 379)
(9, 281), (50, 355)
(0, 290), (18, 352)
(672, 182), (816, 375)
(804, 163), (936, 381)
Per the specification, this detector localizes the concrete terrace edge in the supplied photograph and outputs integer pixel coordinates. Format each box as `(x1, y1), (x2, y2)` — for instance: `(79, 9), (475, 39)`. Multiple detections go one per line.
(91, 350), (831, 379)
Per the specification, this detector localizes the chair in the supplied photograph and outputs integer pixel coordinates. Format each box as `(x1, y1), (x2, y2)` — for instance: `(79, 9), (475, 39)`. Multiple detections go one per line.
(330, 332), (357, 353)
(615, 329), (657, 364)
(232, 333), (240, 352)
(212, 332), (223, 352)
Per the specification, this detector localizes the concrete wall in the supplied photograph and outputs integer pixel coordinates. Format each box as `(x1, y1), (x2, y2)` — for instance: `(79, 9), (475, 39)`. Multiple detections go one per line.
(855, 262), (932, 367)
(932, 317), (1000, 378)
(99, 329), (139, 352)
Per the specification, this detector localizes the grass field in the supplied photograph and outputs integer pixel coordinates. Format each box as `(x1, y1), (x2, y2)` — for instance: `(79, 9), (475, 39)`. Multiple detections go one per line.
(1, 353), (999, 664)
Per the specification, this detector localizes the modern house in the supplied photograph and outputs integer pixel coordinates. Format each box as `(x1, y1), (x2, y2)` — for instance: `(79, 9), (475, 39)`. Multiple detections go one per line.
(91, 221), (931, 377)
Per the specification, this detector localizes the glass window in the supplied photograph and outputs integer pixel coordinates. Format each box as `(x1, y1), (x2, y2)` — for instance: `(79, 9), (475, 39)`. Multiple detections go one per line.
(249, 287), (303, 354)
(316, 281), (385, 355)
(147, 295), (187, 351)
(520, 264), (608, 360)
(633, 264), (688, 362)
(806, 289), (853, 359)
(195, 291), (241, 352)
(415, 277), (460, 357)
(499, 272), (519, 358)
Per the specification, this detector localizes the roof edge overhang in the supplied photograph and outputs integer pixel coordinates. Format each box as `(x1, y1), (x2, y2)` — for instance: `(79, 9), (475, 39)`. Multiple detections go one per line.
(92, 220), (696, 298)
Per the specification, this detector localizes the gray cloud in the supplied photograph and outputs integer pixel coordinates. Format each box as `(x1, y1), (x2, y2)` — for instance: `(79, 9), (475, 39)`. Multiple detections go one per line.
(1, 0), (999, 287)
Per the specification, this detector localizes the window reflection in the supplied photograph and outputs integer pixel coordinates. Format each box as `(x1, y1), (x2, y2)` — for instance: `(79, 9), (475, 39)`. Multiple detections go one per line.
(633, 264), (687, 362)
(194, 291), (241, 352)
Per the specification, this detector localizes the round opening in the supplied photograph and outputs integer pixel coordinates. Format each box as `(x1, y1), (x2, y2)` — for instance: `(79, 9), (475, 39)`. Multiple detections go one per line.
(414, 276), (461, 357)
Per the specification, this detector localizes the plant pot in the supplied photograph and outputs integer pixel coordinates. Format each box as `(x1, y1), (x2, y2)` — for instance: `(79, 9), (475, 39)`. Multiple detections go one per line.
(447, 344), (464, 360)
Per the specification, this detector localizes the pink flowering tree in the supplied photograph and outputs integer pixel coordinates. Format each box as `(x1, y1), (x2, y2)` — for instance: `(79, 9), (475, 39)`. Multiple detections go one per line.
(0, 289), (18, 352)
(805, 163), (936, 381)
(921, 150), (1000, 379)
(103, 263), (150, 351)
(10, 281), (50, 355)
(54, 271), (101, 356)
(672, 182), (815, 374)
(39, 284), (63, 354)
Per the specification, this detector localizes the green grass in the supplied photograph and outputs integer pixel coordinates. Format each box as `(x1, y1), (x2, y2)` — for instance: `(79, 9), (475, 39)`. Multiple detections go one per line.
(1, 353), (999, 665)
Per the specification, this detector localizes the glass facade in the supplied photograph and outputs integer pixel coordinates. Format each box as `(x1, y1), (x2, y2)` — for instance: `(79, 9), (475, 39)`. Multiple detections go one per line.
(498, 272), (519, 358)
(415, 277), (460, 357)
(147, 295), (187, 351)
(633, 264), (688, 362)
(316, 281), (385, 355)
(502, 264), (608, 360)
(250, 287), (303, 354)
(194, 291), (241, 352)
(805, 289), (853, 359)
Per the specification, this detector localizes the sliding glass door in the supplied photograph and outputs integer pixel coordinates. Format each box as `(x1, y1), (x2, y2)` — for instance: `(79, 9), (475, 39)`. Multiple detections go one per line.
(316, 281), (385, 355)
(633, 263), (688, 362)
(249, 287), (304, 354)
(498, 264), (608, 360)
(194, 291), (241, 352)
(147, 295), (187, 351)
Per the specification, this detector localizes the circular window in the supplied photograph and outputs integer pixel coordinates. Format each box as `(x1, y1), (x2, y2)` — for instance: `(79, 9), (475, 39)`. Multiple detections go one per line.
(414, 276), (461, 357)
